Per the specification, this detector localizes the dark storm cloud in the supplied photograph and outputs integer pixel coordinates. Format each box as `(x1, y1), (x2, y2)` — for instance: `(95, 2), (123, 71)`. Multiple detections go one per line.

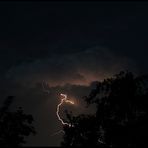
(0, 1), (148, 75)
(0, 1), (148, 146)
(5, 46), (138, 88)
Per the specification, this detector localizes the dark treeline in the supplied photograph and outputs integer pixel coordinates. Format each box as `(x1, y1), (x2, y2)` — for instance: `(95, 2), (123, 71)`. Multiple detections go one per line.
(61, 71), (148, 147)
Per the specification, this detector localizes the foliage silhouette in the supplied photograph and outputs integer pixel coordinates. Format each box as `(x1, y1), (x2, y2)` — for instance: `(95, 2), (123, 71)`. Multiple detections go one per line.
(61, 71), (148, 147)
(0, 96), (36, 147)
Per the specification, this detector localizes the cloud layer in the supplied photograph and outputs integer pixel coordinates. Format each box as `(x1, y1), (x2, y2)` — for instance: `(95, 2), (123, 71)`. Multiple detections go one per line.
(6, 46), (137, 87)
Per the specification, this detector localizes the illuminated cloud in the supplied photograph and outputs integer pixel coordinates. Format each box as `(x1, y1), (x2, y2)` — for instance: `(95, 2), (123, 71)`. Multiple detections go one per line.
(6, 46), (137, 88)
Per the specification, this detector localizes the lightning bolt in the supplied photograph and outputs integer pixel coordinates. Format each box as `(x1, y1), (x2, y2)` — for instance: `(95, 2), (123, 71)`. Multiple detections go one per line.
(42, 81), (75, 137)
(56, 93), (74, 127)
(50, 93), (75, 137)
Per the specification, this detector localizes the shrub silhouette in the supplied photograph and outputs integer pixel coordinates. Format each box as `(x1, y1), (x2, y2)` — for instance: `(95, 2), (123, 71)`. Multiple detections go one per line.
(0, 96), (36, 146)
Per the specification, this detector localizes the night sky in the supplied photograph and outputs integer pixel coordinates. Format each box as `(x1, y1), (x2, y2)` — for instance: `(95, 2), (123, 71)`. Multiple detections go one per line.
(0, 1), (148, 146)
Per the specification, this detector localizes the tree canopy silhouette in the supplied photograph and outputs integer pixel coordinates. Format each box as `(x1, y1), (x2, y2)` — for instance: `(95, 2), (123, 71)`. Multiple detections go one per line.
(0, 96), (36, 147)
(61, 71), (148, 147)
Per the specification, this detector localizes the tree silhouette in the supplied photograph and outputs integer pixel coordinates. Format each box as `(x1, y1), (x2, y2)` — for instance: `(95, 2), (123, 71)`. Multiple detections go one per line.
(61, 71), (148, 147)
(0, 96), (36, 147)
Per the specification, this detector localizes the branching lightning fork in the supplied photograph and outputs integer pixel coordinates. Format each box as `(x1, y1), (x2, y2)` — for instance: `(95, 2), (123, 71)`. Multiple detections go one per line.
(42, 80), (50, 94)
(50, 93), (74, 137)
(56, 93), (74, 127)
